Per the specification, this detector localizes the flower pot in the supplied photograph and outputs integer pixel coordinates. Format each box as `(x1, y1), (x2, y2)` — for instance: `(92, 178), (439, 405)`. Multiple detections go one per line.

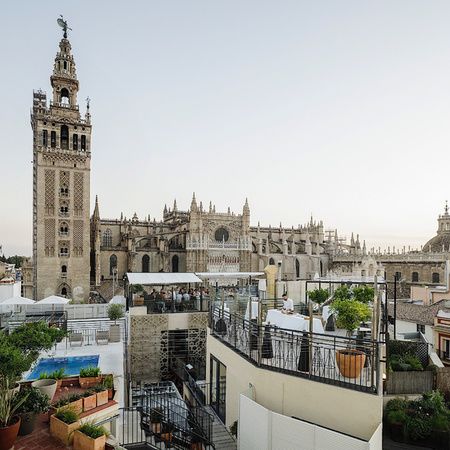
(19, 412), (37, 436)
(69, 398), (84, 415)
(109, 324), (120, 342)
(107, 388), (114, 400)
(335, 349), (366, 379)
(83, 393), (97, 411)
(0, 416), (21, 450)
(50, 414), (80, 445)
(73, 429), (106, 450)
(79, 376), (102, 388)
(31, 378), (57, 401)
(96, 390), (108, 407)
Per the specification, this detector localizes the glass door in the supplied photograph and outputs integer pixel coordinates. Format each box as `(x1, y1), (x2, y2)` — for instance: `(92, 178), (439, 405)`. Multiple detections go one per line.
(210, 355), (226, 422)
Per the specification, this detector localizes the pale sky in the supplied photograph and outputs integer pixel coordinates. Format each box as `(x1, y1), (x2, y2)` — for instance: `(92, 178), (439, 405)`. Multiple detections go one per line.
(1, 1), (450, 256)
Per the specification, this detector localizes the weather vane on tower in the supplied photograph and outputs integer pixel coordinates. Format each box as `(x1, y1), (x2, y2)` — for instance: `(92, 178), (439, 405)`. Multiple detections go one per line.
(57, 15), (72, 38)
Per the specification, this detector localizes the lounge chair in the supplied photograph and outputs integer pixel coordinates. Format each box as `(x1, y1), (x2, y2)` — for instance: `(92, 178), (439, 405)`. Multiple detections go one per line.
(69, 331), (83, 347)
(96, 330), (110, 345)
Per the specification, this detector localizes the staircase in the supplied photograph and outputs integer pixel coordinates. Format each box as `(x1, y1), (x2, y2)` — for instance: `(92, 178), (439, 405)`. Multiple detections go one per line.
(204, 406), (236, 450)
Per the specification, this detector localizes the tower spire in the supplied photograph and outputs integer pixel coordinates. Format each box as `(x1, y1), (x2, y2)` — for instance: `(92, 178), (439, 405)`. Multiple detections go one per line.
(93, 195), (100, 220)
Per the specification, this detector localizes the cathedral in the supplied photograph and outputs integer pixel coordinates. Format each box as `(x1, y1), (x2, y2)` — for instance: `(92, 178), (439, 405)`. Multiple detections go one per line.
(29, 25), (450, 302)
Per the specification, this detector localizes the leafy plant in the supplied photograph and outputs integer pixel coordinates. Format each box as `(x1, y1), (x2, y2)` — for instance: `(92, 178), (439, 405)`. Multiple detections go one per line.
(330, 299), (371, 336)
(385, 398), (408, 414)
(229, 420), (238, 437)
(108, 304), (124, 323)
(431, 414), (450, 432)
(308, 288), (329, 305)
(53, 396), (70, 408)
(0, 334), (35, 383)
(386, 409), (407, 425)
(404, 415), (432, 441)
(38, 371), (50, 380)
(0, 378), (29, 427)
(67, 393), (82, 402)
(390, 354), (423, 372)
(82, 390), (95, 398)
(333, 285), (352, 301)
(16, 386), (50, 414)
(79, 366), (101, 378)
(102, 374), (113, 390)
(90, 384), (106, 393)
(54, 406), (79, 424)
(49, 368), (66, 380)
(78, 421), (109, 439)
(130, 284), (144, 294)
(352, 286), (374, 304)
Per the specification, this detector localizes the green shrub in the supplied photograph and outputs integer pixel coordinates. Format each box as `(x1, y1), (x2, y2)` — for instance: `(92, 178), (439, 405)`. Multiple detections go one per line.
(0, 334), (35, 383)
(102, 375), (113, 390)
(333, 285), (352, 301)
(385, 398), (408, 414)
(79, 366), (100, 378)
(431, 414), (450, 432)
(390, 354), (423, 372)
(352, 286), (374, 304)
(82, 390), (95, 398)
(308, 288), (329, 305)
(78, 421), (109, 439)
(49, 368), (66, 380)
(90, 384), (106, 393)
(404, 415), (432, 441)
(54, 406), (78, 424)
(38, 372), (50, 380)
(108, 304), (124, 322)
(421, 391), (446, 415)
(15, 386), (50, 414)
(386, 409), (407, 425)
(330, 299), (371, 335)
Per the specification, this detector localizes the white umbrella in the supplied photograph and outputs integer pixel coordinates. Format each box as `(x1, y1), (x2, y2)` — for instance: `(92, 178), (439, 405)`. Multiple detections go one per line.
(109, 295), (126, 305)
(1, 296), (35, 305)
(38, 295), (70, 304)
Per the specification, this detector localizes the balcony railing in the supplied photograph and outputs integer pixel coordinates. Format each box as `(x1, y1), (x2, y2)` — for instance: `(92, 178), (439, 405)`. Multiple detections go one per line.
(131, 296), (211, 314)
(210, 305), (380, 394)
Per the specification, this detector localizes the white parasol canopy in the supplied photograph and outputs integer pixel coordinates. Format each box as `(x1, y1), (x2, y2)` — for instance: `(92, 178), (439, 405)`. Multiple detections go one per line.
(109, 295), (126, 305)
(1, 296), (35, 305)
(38, 295), (70, 304)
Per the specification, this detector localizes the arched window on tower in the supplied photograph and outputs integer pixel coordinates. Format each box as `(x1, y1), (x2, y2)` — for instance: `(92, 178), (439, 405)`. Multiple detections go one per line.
(59, 222), (69, 236)
(73, 134), (78, 150)
(269, 257), (275, 265)
(109, 254), (117, 276)
(412, 272), (419, 282)
(61, 265), (67, 278)
(81, 135), (86, 151)
(60, 125), (69, 150)
(142, 255), (150, 273)
(51, 131), (56, 148)
(60, 88), (70, 105)
(42, 130), (48, 147)
(61, 287), (67, 297)
(172, 255), (179, 273)
(295, 259), (300, 278)
(103, 229), (112, 247)
(432, 272), (440, 283)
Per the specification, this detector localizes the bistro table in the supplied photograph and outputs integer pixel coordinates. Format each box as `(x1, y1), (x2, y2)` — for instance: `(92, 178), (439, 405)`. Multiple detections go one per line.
(265, 309), (324, 334)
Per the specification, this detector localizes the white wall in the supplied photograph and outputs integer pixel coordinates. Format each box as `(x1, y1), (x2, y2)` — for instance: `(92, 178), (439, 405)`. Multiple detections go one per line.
(0, 281), (21, 302)
(396, 320), (434, 348)
(239, 394), (382, 450)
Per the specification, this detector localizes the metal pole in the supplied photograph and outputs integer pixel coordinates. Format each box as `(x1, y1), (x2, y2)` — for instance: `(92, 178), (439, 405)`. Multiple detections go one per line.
(393, 275), (397, 340)
(308, 300), (313, 374)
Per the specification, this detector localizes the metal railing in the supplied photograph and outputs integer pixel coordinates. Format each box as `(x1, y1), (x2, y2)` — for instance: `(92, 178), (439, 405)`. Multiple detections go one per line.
(210, 305), (380, 394)
(135, 297), (211, 314)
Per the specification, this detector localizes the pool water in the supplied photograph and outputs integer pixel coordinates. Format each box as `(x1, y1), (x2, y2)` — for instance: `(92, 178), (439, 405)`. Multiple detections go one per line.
(26, 355), (99, 380)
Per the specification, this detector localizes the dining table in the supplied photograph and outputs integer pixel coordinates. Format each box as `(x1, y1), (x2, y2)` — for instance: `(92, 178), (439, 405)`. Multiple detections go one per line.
(265, 309), (324, 334)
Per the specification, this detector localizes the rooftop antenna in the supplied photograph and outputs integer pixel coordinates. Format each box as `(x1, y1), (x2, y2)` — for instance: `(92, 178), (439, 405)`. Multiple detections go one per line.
(57, 15), (72, 38)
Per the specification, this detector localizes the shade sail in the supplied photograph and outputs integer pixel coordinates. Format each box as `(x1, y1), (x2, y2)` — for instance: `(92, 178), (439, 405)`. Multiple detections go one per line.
(109, 295), (126, 305)
(38, 295), (70, 304)
(1, 296), (35, 305)
(126, 273), (202, 285)
(195, 272), (264, 279)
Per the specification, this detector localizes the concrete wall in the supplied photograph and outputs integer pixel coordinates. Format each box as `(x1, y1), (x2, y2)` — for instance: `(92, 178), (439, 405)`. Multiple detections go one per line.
(396, 320), (434, 347)
(0, 281), (21, 302)
(207, 334), (383, 441)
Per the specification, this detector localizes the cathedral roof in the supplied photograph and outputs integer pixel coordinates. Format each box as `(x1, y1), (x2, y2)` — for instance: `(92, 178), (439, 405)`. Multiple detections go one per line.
(423, 233), (450, 253)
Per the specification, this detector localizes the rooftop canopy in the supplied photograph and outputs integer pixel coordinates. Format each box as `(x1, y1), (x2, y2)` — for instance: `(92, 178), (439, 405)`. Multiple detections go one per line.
(1, 296), (35, 305)
(126, 272), (202, 285)
(37, 295), (71, 304)
(195, 272), (264, 279)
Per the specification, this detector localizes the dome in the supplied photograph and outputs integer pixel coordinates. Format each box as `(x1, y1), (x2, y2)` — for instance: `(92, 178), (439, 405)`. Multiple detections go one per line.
(423, 201), (450, 252)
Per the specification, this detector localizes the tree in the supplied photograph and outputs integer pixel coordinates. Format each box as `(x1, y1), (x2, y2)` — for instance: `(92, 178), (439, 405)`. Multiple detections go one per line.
(308, 288), (329, 304)
(108, 304), (124, 324)
(352, 285), (374, 304)
(330, 299), (371, 337)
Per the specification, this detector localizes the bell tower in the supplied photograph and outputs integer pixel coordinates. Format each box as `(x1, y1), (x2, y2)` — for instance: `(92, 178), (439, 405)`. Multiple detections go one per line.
(31, 19), (92, 302)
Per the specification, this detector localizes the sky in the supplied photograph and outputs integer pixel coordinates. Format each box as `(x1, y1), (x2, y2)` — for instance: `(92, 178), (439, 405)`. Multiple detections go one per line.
(1, 1), (450, 256)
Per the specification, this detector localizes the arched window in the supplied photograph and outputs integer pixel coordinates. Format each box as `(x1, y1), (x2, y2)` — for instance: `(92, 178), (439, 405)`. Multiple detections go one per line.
(42, 130), (48, 146)
(60, 125), (69, 149)
(60, 88), (69, 105)
(59, 222), (69, 236)
(269, 257), (275, 265)
(142, 255), (150, 273)
(172, 255), (179, 273)
(320, 261), (323, 276)
(59, 201), (69, 216)
(73, 134), (78, 150)
(81, 135), (86, 151)
(51, 130), (56, 148)
(61, 287), (67, 296)
(295, 259), (300, 278)
(110, 254), (117, 276)
(61, 265), (67, 277)
(412, 272), (419, 282)
(103, 229), (112, 247)
(432, 272), (440, 283)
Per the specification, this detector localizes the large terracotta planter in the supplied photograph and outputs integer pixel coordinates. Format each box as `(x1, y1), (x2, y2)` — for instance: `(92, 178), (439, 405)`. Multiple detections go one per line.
(19, 412), (37, 436)
(335, 349), (366, 379)
(31, 378), (57, 401)
(73, 429), (106, 450)
(96, 390), (108, 407)
(50, 414), (80, 445)
(79, 376), (102, 388)
(0, 416), (21, 450)
(83, 393), (97, 411)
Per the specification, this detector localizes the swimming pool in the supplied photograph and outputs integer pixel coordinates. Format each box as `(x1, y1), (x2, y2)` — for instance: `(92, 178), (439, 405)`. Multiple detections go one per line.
(26, 355), (99, 380)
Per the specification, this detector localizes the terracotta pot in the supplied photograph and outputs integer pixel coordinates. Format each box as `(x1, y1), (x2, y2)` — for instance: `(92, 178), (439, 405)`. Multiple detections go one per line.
(96, 390), (108, 407)
(107, 388), (113, 400)
(69, 398), (84, 415)
(79, 376), (102, 388)
(31, 378), (57, 401)
(0, 416), (21, 450)
(73, 429), (106, 450)
(50, 414), (80, 445)
(19, 412), (37, 436)
(83, 393), (97, 411)
(335, 349), (366, 379)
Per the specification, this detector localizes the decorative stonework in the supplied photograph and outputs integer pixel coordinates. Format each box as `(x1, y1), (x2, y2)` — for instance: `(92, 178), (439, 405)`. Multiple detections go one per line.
(44, 169), (55, 215)
(73, 220), (83, 256)
(44, 218), (55, 256)
(73, 172), (83, 215)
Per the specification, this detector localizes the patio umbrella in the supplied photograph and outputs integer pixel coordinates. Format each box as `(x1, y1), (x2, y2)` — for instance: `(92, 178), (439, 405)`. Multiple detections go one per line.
(38, 295), (70, 304)
(109, 295), (126, 305)
(1, 296), (35, 305)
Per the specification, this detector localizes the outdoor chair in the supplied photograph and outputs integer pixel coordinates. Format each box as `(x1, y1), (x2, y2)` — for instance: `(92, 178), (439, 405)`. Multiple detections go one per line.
(69, 331), (83, 347)
(96, 330), (110, 345)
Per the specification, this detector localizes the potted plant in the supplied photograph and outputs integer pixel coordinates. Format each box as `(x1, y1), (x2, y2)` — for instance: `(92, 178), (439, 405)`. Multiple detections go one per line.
(48, 368), (67, 389)
(68, 393), (84, 415)
(80, 366), (102, 388)
(15, 385), (50, 435)
(308, 288), (329, 311)
(331, 298), (371, 378)
(31, 377), (57, 402)
(91, 384), (108, 407)
(73, 421), (109, 450)
(82, 390), (97, 411)
(108, 304), (124, 343)
(0, 378), (29, 450)
(50, 406), (80, 445)
(102, 375), (114, 400)
(149, 407), (164, 433)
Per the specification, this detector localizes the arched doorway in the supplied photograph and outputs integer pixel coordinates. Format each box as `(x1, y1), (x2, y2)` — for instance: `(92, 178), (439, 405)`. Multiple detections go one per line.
(172, 255), (179, 273)
(142, 255), (150, 272)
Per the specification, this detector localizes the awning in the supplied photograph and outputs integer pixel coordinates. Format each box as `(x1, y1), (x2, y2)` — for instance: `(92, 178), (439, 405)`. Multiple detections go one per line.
(1, 296), (35, 305)
(38, 295), (71, 304)
(195, 272), (264, 279)
(126, 273), (202, 285)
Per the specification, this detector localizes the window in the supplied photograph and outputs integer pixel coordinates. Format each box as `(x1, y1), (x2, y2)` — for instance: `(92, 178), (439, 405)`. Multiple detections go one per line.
(102, 229), (112, 247)
(432, 272), (440, 283)
(73, 134), (78, 150)
(412, 272), (419, 282)
(59, 202), (69, 216)
(142, 255), (150, 273)
(60, 185), (69, 197)
(416, 324), (425, 334)
(269, 257), (275, 265)
(42, 130), (48, 146)
(61, 287), (67, 296)
(60, 246), (69, 257)
(59, 222), (69, 236)
(51, 130), (56, 148)
(60, 88), (69, 105)
(295, 259), (300, 278)
(60, 125), (69, 150)
(109, 254), (117, 276)
(172, 255), (179, 273)
(81, 135), (86, 151)
(210, 355), (226, 423)
(394, 272), (402, 281)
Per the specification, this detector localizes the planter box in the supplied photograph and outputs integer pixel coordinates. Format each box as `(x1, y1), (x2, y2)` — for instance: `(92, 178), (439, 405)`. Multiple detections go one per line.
(96, 390), (108, 407)
(79, 376), (102, 388)
(73, 429), (106, 450)
(83, 394), (97, 411)
(50, 414), (79, 445)
(70, 398), (84, 415)
(385, 370), (434, 395)
(109, 324), (121, 342)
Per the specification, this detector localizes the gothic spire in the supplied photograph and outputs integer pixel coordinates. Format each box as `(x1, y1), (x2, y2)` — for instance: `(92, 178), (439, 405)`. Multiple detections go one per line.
(93, 195), (100, 220)
(190, 192), (198, 212)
